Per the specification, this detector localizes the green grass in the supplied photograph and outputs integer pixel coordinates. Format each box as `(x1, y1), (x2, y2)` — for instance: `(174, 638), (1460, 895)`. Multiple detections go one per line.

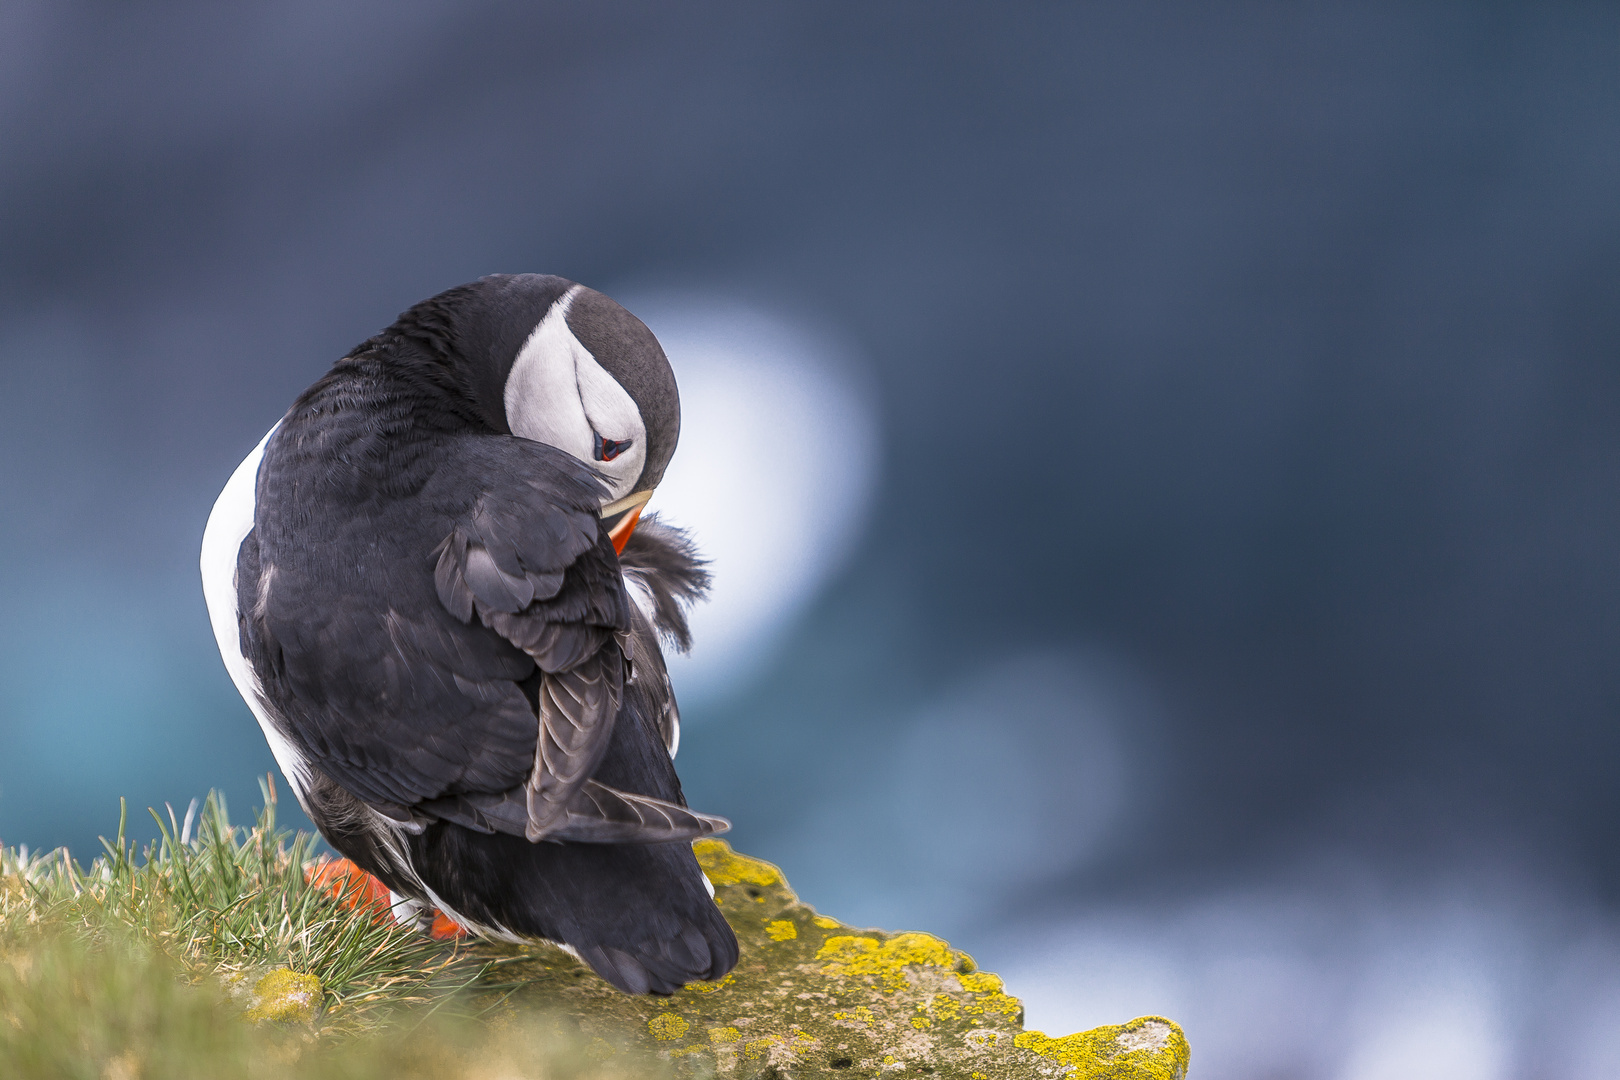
(0, 785), (667, 1079)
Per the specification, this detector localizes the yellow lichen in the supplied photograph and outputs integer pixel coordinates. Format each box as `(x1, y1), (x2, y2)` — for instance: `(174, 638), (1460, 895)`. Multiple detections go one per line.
(813, 915), (842, 929)
(855, 1005), (876, 1025)
(686, 973), (735, 994)
(910, 1016), (931, 1029)
(693, 839), (780, 887)
(707, 1026), (741, 1045)
(743, 1037), (777, 1060)
(958, 971), (1003, 994)
(816, 932), (956, 992)
(647, 1013), (689, 1041)
(242, 968), (321, 1024)
(1014, 1016), (1190, 1080)
(972, 1073), (988, 1079)
(977, 991), (1023, 1020)
(669, 1045), (707, 1058)
(931, 993), (961, 1021)
(766, 919), (799, 941)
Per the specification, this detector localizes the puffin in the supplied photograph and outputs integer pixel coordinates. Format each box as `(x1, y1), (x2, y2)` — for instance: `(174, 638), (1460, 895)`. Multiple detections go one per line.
(199, 274), (739, 994)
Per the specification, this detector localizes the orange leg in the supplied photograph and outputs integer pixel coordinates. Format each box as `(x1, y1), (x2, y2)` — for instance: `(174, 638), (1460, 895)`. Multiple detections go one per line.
(306, 857), (468, 938)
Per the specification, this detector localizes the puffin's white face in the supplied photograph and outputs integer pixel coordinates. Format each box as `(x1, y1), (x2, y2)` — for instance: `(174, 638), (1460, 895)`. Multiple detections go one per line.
(503, 285), (649, 505)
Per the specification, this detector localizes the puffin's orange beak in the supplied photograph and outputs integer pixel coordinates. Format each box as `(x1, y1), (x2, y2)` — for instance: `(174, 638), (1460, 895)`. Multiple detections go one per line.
(601, 490), (654, 557)
(609, 503), (643, 556)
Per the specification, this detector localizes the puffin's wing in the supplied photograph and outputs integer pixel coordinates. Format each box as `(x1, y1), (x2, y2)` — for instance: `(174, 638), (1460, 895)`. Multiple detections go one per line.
(247, 435), (716, 841)
(430, 480), (633, 838)
(245, 567), (541, 815)
(424, 465), (728, 842)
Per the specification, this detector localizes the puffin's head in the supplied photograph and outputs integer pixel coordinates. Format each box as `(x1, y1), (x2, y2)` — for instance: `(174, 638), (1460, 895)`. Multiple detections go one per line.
(391, 274), (678, 554)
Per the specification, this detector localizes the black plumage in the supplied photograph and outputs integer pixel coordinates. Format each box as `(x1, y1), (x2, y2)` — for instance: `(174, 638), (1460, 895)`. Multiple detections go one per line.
(216, 274), (737, 994)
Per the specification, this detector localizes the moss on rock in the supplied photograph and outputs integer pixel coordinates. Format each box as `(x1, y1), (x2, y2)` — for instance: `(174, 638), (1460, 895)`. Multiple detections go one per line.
(243, 968), (323, 1024)
(469, 840), (1189, 1079)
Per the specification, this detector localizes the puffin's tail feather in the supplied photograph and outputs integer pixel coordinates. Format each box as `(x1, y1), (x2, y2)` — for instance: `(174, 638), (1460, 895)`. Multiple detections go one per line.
(405, 822), (738, 994)
(578, 926), (718, 995)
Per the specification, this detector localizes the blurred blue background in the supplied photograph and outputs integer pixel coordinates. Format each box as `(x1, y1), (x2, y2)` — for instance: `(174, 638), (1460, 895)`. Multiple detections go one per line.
(3, 4), (1619, 1077)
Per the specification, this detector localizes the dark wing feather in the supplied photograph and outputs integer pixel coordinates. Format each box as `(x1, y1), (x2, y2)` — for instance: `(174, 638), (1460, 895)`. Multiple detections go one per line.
(524, 648), (623, 838)
(422, 779), (728, 843)
(550, 780), (730, 843)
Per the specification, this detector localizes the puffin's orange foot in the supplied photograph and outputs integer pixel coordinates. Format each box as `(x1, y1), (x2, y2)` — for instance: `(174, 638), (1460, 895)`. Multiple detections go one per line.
(305, 857), (468, 938)
(306, 857), (392, 918)
(429, 909), (469, 939)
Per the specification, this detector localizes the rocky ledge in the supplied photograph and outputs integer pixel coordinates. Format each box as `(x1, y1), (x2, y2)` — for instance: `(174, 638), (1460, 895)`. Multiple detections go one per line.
(460, 840), (1189, 1079)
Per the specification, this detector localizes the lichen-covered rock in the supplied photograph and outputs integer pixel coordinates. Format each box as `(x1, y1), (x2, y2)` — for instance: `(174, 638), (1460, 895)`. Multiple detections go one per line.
(1016, 1018), (1190, 1079)
(243, 968), (322, 1024)
(474, 841), (1189, 1079)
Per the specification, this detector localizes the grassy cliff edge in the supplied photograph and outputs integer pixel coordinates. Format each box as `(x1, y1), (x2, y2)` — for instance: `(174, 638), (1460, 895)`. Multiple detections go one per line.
(0, 792), (1188, 1079)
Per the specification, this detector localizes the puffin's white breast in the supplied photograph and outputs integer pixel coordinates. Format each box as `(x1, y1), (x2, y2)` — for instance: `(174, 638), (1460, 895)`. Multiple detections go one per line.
(199, 422), (313, 801)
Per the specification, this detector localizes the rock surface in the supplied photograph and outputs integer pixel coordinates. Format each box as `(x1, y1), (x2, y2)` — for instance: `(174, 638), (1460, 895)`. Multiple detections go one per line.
(243, 968), (324, 1024)
(474, 840), (1190, 1079)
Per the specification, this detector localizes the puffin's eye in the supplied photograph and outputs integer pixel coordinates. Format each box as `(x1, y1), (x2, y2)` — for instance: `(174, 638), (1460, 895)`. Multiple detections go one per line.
(593, 433), (632, 462)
